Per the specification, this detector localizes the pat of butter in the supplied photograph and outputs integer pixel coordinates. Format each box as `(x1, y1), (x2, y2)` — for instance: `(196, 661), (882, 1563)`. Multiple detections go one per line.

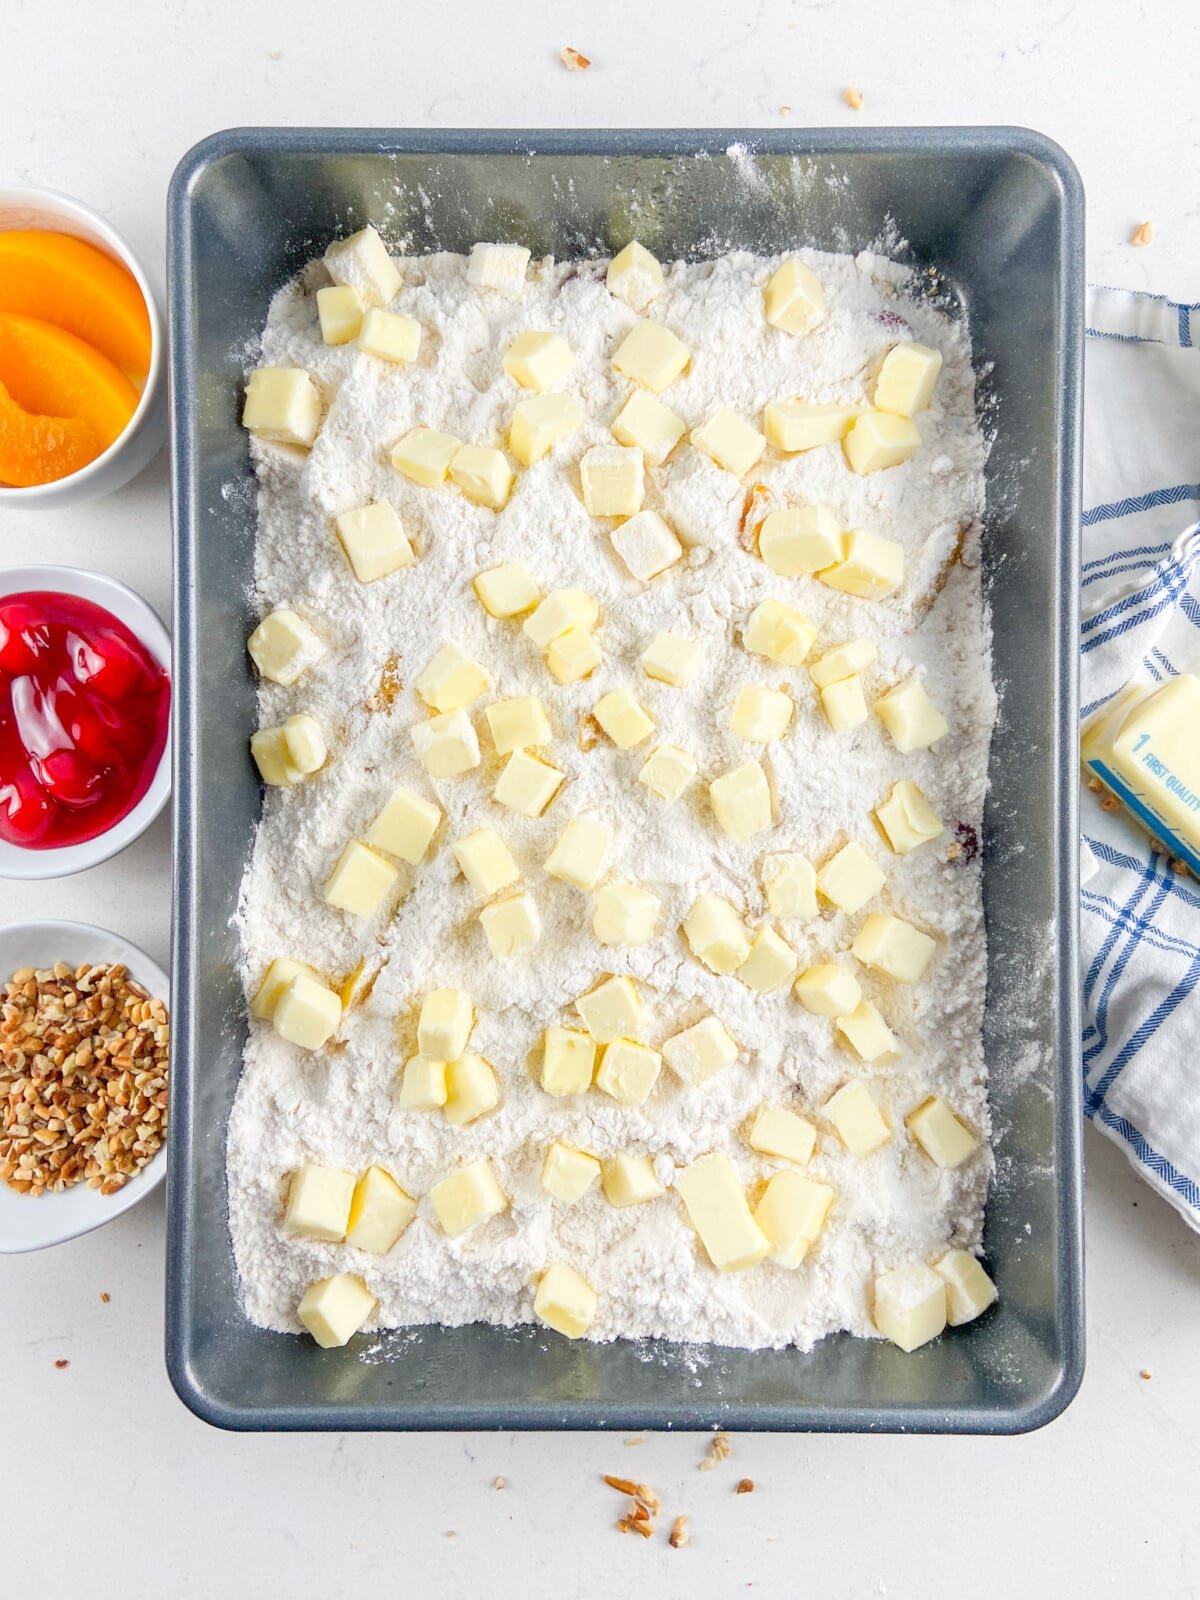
(593, 882), (660, 946)
(480, 890), (542, 957)
(744, 599), (817, 666)
(607, 240), (664, 311)
(612, 387), (685, 465)
(611, 509), (683, 583)
(638, 743), (697, 803)
(754, 1170), (834, 1267)
(843, 410), (922, 475)
(874, 341), (943, 418)
(545, 814), (613, 890)
(824, 1079), (891, 1156)
(821, 675), (869, 732)
(324, 840), (399, 917)
(852, 913), (936, 983)
(335, 501), (415, 584)
(793, 963), (862, 1017)
(676, 1153), (771, 1273)
(243, 366), (322, 448)
(415, 642), (491, 713)
(542, 1142), (601, 1204)
(358, 307), (421, 364)
(907, 1096), (979, 1168)
(739, 924), (798, 992)
(818, 530), (904, 599)
(541, 1027), (597, 1095)
(504, 330), (574, 391)
(612, 320), (691, 392)
(273, 972), (342, 1051)
(748, 1105), (816, 1167)
(283, 1164), (355, 1241)
(452, 826), (520, 898)
(873, 1262), (947, 1352)
(730, 684), (794, 743)
(485, 695), (552, 755)
(835, 1000), (901, 1065)
(450, 444), (515, 510)
(546, 626), (602, 684)
(324, 225), (402, 305)
(662, 1016), (738, 1087)
(466, 242), (530, 296)
(875, 678), (949, 752)
(509, 392), (583, 467)
(933, 1249), (997, 1326)
(594, 688), (655, 749)
(297, 1273), (377, 1349)
(761, 853), (818, 919)
(601, 1151), (664, 1207)
(524, 588), (600, 647)
(534, 1262), (598, 1338)
(475, 561), (540, 619)
(411, 708), (481, 778)
(641, 630), (700, 687)
(709, 759), (772, 841)
(764, 399), (860, 452)
(250, 726), (302, 787)
(691, 407), (766, 477)
(282, 714), (326, 774)
(418, 989), (473, 1062)
(580, 444), (645, 517)
(346, 1166), (417, 1254)
(251, 958), (321, 1022)
(758, 505), (842, 576)
(399, 1056), (448, 1110)
(683, 894), (750, 975)
(875, 779), (943, 855)
(248, 608), (325, 686)
(575, 975), (647, 1044)
(367, 785), (441, 864)
(809, 637), (878, 689)
(494, 748), (565, 816)
(316, 284), (363, 345)
(429, 1159), (508, 1237)
(816, 840), (886, 914)
(594, 1038), (662, 1105)
(763, 257), (826, 335)
(444, 1053), (500, 1126)
(391, 426), (462, 487)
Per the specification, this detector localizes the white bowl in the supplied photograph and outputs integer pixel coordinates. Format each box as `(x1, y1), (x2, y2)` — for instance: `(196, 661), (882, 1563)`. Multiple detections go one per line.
(0, 920), (169, 1253)
(0, 564), (171, 880)
(0, 185), (166, 508)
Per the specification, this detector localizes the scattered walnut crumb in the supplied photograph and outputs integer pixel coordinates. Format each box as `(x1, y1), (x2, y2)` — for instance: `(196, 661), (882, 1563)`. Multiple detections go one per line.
(637, 1483), (661, 1514)
(494, 1475), (506, 1489)
(560, 46), (591, 71)
(669, 1515), (690, 1549)
(1086, 776), (1104, 793)
(99, 1291), (110, 1303)
(1140, 1368), (1152, 1381)
(445, 1530), (456, 1539)
(711, 1432), (731, 1461)
(54, 1358), (69, 1369)
(1130, 221), (1153, 247)
(844, 87), (865, 111)
(623, 1435), (643, 1446)
(779, 105), (792, 116)
(698, 1457), (715, 1471)
(603, 1474), (642, 1497)
(617, 1513), (654, 1538)
(1099, 793), (1120, 812)
(736, 1478), (755, 1495)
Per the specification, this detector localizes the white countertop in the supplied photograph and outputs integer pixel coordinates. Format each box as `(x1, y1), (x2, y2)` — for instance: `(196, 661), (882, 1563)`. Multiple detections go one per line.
(4, 3), (1200, 1594)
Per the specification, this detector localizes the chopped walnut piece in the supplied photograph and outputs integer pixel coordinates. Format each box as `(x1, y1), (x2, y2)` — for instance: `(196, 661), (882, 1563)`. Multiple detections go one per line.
(1130, 221), (1153, 247)
(560, 46), (591, 71)
(603, 1475), (642, 1497)
(735, 1477), (755, 1494)
(54, 1358), (70, 1369)
(494, 1475), (506, 1489)
(844, 87), (865, 111)
(99, 1291), (110, 1303)
(669, 1514), (690, 1548)
(711, 1432), (731, 1461)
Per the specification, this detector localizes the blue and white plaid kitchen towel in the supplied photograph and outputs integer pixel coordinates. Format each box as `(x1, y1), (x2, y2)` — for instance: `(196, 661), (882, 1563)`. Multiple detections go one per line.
(1079, 284), (1200, 1230)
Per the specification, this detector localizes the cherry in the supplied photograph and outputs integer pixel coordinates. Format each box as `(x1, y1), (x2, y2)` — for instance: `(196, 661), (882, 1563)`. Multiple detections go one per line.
(37, 749), (103, 807)
(0, 603), (50, 674)
(0, 768), (54, 844)
(69, 628), (142, 699)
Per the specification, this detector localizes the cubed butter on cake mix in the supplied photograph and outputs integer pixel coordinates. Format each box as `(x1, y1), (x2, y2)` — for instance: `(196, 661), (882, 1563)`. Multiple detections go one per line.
(418, 989), (473, 1062)
(575, 975), (647, 1043)
(691, 407), (766, 477)
(411, 709), (481, 778)
(594, 688), (655, 748)
(638, 743), (697, 802)
(611, 509), (683, 582)
(818, 530), (904, 599)
(474, 561), (540, 618)
(730, 685), (794, 743)
(594, 1038), (662, 1105)
(243, 367), (322, 448)
(367, 786), (441, 863)
(758, 505), (842, 576)
(601, 1151), (663, 1207)
(324, 225), (402, 305)
(443, 1053), (500, 1126)
(541, 1027), (597, 1095)
(494, 749), (565, 816)
(874, 341), (943, 417)
(907, 1096), (979, 1168)
(816, 841), (886, 914)
(534, 1263), (599, 1339)
(764, 399), (860, 452)
(611, 388), (685, 464)
(415, 643), (490, 713)
(933, 1249), (998, 1325)
(809, 637), (878, 688)
(641, 630), (701, 686)
(273, 973), (342, 1051)
(316, 284), (363, 345)
(580, 444), (645, 517)
(754, 1170), (834, 1267)
(709, 759), (772, 840)
(324, 840), (399, 917)
(509, 392), (583, 467)
(744, 599), (817, 666)
(480, 891), (541, 957)
(738, 924), (798, 992)
(545, 814), (613, 890)
(836, 1000), (901, 1064)
(429, 1159), (508, 1237)
(391, 427), (462, 487)
(297, 1273), (377, 1349)
(676, 1153), (771, 1272)
(503, 330), (574, 391)
(399, 1056), (448, 1110)
(358, 308), (421, 364)
(852, 913), (936, 983)
(250, 726), (303, 787)
(450, 444), (514, 510)
(466, 242), (530, 295)
(683, 894), (750, 975)
(761, 853), (818, 919)
(452, 827), (520, 898)
(793, 963), (863, 1017)
(592, 882), (660, 946)
(875, 679), (950, 752)
(542, 1142), (601, 1203)
(606, 240), (664, 311)
(763, 257), (826, 335)
(843, 410), (922, 475)
(612, 320), (691, 392)
(546, 626), (602, 684)
(335, 502), (415, 584)
(345, 1166), (417, 1254)
(875, 779), (943, 854)
(523, 588), (599, 647)
(248, 608), (325, 685)
(283, 1164), (355, 1241)
(748, 1105), (817, 1167)
(824, 1079), (891, 1156)
(873, 1262), (947, 1352)
(821, 675), (869, 732)
(662, 1016), (738, 1087)
(251, 958), (321, 1022)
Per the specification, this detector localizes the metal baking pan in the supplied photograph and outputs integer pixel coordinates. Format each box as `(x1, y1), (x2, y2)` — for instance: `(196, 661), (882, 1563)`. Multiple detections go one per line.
(167, 127), (1084, 1432)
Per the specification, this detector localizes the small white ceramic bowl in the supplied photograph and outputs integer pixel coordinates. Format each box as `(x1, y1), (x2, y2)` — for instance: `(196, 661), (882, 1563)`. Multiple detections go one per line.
(0, 185), (166, 509)
(0, 920), (169, 1253)
(0, 564), (171, 880)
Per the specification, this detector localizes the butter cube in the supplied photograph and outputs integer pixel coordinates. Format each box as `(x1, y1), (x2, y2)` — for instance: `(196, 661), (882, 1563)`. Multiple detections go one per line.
(875, 679), (949, 752)
(748, 1105), (816, 1167)
(367, 785), (441, 864)
(297, 1273), (377, 1349)
(485, 696), (552, 756)
(282, 714), (326, 774)
(399, 1056), (448, 1110)
(429, 1159), (508, 1237)
(606, 240), (664, 311)
(761, 854), (817, 920)
(758, 505), (841, 576)
(601, 1152), (664, 1207)
(683, 894), (750, 975)
(324, 225), (402, 305)
(534, 1262), (598, 1339)
(663, 1016), (738, 1087)
(611, 509), (683, 583)
(509, 392), (583, 467)
(475, 561), (540, 619)
(251, 958), (321, 1022)
(593, 882), (660, 946)
(250, 726), (302, 787)
(480, 891), (542, 957)
(390, 426), (461, 487)
(612, 320), (691, 392)
(744, 599), (817, 666)
(754, 1170), (834, 1267)
(730, 685), (794, 743)
(641, 631), (700, 687)
(875, 780), (943, 855)
(809, 637), (879, 688)
(316, 284), (363, 345)
(546, 626), (602, 684)
(452, 827), (519, 898)
(739, 924), (798, 992)
(794, 963), (862, 1017)
(248, 608), (325, 686)
(283, 1164), (355, 1241)
(691, 407), (766, 477)
(411, 709), (481, 778)
(450, 444), (514, 510)
(358, 307), (421, 364)
(444, 1053), (500, 1126)
(764, 257), (826, 335)
(542, 1143), (601, 1204)
(873, 1262), (947, 1352)
(243, 367), (322, 447)
(545, 814), (613, 890)
(764, 399), (860, 452)
(524, 588), (600, 647)
(595, 1038), (662, 1105)
(821, 675), (869, 732)
(874, 341), (943, 417)
(324, 840), (399, 917)
(638, 743), (697, 802)
(335, 501), (415, 583)
(709, 759), (772, 841)
(273, 973), (342, 1051)
(907, 1096), (979, 1168)
(933, 1249), (998, 1326)
(467, 242), (530, 295)
(504, 330), (574, 391)
(824, 1080), (891, 1157)
(418, 989), (473, 1062)
(611, 388), (685, 465)
(494, 749), (565, 816)
(415, 643), (491, 713)
(677, 1153), (770, 1272)
(594, 688), (655, 749)
(575, 975), (647, 1044)
(817, 841), (885, 914)
(541, 1027), (597, 1096)
(580, 445), (645, 517)
(819, 530), (904, 600)
(346, 1166), (417, 1254)
(852, 913), (936, 983)
(843, 410), (922, 475)
(836, 1000), (901, 1064)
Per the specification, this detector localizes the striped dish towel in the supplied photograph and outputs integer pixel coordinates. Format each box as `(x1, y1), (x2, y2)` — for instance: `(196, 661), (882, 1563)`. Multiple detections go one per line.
(1079, 283), (1200, 1229)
